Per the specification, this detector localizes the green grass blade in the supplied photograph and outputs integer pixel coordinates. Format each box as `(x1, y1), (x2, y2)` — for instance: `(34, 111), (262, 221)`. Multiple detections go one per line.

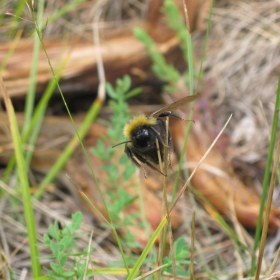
(34, 99), (102, 199)
(22, 0), (45, 137)
(186, 32), (194, 96)
(127, 217), (167, 280)
(24, 57), (69, 167)
(255, 130), (280, 279)
(2, 57), (69, 182)
(251, 73), (280, 274)
(0, 77), (41, 277)
(0, 29), (22, 74)
(196, 0), (214, 93)
(172, 0), (214, 200)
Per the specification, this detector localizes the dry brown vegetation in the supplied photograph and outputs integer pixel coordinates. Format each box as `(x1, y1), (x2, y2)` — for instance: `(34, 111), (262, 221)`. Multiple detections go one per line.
(1, 0), (280, 279)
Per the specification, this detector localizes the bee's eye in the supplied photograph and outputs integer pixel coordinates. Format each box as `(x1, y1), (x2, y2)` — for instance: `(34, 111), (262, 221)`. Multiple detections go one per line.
(132, 128), (150, 148)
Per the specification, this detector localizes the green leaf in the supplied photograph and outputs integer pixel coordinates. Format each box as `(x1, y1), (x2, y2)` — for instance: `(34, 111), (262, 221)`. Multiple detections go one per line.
(50, 262), (62, 274)
(125, 87), (142, 99)
(60, 236), (70, 247)
(43, 233), (51, 245)
(72, 211), (82, 230)
(122, 74), (131, 93)
(101, 164), (118, 177)
(58, 253), (67, 267)
(48, 223), (59, 240)
(176, 266), (189, 277)
(57, 243), (66, 253)
(67, 239), (77, 249)
(62, 224), (74, 236)
(106, 82), (116, 99)
(174, 237), (185, 251)
(134, 28), (153, 47)
(50, 241), (59, 256)
(61, 270), (76, 277)
(107, 126), (120, 140)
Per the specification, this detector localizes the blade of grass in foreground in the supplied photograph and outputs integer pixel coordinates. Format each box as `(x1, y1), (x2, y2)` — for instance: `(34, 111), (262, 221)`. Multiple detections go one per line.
(250, 74), (280, 275)
(24, 56), (69, 167)
(2, 57), (69, 183)
(22, 0), (45, 137)
(2, 0), (45, 183)
(128, 217), (168, 280)
(255, 125), (280, 279)
(0, 77), (41, 277)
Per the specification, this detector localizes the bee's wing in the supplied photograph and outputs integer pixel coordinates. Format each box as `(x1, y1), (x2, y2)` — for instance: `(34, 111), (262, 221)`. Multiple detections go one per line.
(150, 94), (200, 117)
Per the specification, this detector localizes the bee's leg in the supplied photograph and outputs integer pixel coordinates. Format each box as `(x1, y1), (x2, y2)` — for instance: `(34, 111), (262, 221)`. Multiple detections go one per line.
(158, 111), (194, 122)
(125, 146), (141, 167)
(134, 152), (167, 177)
(168, 135), (172, 167)
(154, 134), (170, 166)
(125, 146), (147, 178)
(150, 129), (172, 164)
(168, 145), (172, 167)
(150, 127), (170, 149)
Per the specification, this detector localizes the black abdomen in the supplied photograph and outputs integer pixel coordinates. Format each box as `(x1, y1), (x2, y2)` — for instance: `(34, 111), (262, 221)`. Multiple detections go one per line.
(130, 119), (171, 165)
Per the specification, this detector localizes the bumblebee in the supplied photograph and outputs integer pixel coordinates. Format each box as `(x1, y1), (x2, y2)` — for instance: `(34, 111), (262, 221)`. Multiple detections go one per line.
(112, 95), (199, 176)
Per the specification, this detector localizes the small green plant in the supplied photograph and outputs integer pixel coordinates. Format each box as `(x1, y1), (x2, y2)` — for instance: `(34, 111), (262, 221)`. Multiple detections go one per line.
(134, 0), (193, 93)
(134, 27), (180, 93)
(162, 237), (190, 277)
(43, 212), (93, 279)
(91, 75), (144, 250)
(162, 0), (189, 62)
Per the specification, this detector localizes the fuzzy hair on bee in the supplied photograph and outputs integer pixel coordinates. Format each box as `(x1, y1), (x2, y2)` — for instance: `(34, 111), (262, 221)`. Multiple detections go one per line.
(112, 94), (200, 177)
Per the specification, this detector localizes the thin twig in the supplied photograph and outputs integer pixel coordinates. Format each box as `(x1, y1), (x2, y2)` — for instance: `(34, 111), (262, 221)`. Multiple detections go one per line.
(156, 138), (165, 280)
(182, 0), (191, 33)
(164, 117), (177, 280)
(83, 230), (94, 280)
(134, 264), (169, 280)
(156, 116), (177, 280)
(267, 247), (280, 276)
(92, 7), (106, 102)
(170, 114), (233, 214)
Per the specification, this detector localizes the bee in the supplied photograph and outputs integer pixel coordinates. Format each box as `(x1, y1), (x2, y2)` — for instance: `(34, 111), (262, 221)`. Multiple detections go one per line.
(112, 95), (200, 177)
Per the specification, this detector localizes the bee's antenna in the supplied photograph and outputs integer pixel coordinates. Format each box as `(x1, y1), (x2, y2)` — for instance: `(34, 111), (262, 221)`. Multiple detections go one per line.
(112, 141), (132, 148)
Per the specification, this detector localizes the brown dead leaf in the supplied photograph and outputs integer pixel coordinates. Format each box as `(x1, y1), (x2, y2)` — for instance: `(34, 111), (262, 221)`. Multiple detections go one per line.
(172, 120), (280, 233)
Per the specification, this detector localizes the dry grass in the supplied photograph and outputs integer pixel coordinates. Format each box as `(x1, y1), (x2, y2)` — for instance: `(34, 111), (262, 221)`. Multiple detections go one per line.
(1, 0), (148, 40)
(1, 0), (280, 278)
(201, 0), (280, 273)
(203, 0), (280, 164)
